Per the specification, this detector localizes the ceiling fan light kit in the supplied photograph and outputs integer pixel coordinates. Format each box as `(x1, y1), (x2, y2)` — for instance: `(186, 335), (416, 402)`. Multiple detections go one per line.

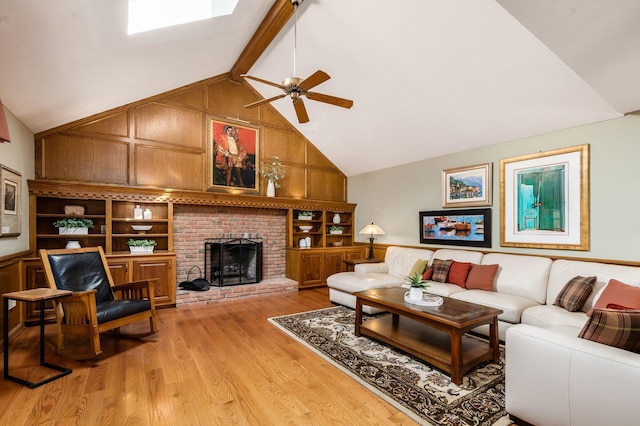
(241, 0), (353, 123)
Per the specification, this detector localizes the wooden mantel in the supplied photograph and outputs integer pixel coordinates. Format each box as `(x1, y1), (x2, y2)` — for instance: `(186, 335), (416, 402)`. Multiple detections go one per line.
(28, 180), (357, 212)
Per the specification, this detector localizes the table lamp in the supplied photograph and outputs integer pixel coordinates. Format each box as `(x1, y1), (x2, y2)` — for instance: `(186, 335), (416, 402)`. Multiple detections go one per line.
(359, 223), (385, 260)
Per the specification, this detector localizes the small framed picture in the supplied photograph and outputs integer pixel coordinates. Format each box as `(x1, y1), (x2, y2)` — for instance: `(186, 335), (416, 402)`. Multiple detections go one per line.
(442, 162), (492, 208)
(0, 164), (21, 236)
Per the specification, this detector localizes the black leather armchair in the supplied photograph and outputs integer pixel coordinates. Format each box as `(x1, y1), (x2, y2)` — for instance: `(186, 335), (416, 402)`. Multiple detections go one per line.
(39, 247), (158, 359)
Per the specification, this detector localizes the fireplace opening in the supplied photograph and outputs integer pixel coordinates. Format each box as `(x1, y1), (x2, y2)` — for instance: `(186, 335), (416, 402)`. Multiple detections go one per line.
(204, 237), (263, 286)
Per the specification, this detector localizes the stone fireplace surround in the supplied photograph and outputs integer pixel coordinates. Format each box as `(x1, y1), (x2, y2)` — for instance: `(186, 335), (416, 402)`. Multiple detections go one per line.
(173, 205), (297, 306)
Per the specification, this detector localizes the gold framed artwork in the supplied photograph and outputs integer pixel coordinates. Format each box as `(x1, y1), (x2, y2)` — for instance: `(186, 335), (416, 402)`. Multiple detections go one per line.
(0, 164), (21, 237)
(442, 162), (492, 208)
(500, 144), (589, 250)
(207, 117), (259, 192)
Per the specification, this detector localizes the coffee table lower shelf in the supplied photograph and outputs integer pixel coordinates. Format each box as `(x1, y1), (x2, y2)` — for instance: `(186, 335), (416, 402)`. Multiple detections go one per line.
(360, 315), (495, 381)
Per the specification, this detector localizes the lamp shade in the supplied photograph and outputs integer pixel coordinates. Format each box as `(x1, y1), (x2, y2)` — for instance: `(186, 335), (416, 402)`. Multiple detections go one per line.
(0, 98), (10, 143)
(359, 223), (385, 235)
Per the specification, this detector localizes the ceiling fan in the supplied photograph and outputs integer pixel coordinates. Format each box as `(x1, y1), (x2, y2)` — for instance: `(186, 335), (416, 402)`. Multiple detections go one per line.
(241, 0), (353, 123)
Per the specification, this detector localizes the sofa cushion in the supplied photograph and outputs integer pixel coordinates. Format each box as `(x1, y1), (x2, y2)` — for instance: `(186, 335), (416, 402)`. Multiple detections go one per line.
(425, 282), (466, 297)
(451, 290), (538, 323)
(422, 268), (433, 280)
(481, 253), (552, 304)
(554, 276), (596, 312)
(466, 264), (499, 291)
(546, 259), (640, 311)
(579, 308), (640, 353)
(593, 279), (640, 311)
(326, 272), (402, 294)
(383, 246), (435, 280)
(409, 259), (429, 278)
(521, 305), (589, 330)
(431, 259), (452, 282)
(448, 261), (472, 288)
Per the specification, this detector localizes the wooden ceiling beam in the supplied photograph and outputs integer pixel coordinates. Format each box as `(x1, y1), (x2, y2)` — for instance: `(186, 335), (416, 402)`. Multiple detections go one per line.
(229, 0), (294, 82)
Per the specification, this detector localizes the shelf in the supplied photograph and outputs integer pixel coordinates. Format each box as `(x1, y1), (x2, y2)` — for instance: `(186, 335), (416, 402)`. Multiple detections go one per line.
(112, 218), (169, 223)
(37, 234), (106, 238)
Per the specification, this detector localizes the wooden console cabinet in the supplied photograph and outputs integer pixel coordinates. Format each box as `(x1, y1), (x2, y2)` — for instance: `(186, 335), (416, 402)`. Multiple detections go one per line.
(286, 246), (366, 289)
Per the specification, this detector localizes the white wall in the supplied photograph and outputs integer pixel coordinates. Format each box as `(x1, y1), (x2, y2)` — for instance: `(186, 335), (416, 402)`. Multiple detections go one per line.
(349, 112), (640, 262)
(0, 106), (34, 256)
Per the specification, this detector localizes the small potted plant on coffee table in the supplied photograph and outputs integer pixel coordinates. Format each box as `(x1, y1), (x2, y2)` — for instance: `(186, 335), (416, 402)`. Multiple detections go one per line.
(127, 239), (157, 254)
(53, 218), (94, 235)
(406, 272), (430, 301)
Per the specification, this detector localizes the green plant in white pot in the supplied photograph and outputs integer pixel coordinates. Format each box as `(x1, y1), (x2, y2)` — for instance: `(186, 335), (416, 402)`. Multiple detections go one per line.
(127, 239), (157, 254)
(405, 272), (430, 301)
(53, 218), (94, 235)
(329, 225), (343, 234)
(297, 210), (313, 220)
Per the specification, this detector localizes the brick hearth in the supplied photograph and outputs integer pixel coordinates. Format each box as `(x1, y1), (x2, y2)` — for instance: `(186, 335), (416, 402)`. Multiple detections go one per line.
(173, 205), (295, 306)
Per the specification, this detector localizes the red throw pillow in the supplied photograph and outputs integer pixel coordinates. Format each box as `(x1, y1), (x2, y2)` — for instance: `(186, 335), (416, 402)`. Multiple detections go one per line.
(448, 261), (472, 288)
(466, 264), (499, 291)
(422, 268), (433, 280)
(592, 279), (640, 312)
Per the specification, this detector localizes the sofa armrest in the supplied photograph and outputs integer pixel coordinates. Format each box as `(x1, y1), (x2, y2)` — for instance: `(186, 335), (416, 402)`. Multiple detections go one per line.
(506, 324), (640, 426)
(354, 263), (389, 274)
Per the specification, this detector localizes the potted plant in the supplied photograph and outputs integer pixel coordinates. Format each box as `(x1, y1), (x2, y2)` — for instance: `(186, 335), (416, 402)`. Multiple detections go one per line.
(53, 218), (94, 235)
(329, 225), (343, 234)
(127, 239), (157, 254)
(297, 211), (314, 220)
(405, 272), (430, 301)
(260, 156), (285, 197)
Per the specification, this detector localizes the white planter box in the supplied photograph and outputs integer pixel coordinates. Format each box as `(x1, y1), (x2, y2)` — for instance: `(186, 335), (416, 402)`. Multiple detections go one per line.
(297, 215), (313, 221)
(129, 246), (154, 254)
(329, 230), (343, 235)
(58, 227), (88, 235)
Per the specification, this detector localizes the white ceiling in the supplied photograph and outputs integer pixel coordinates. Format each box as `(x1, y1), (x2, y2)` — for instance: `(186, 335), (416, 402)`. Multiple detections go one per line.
(1, 0), (639, 177)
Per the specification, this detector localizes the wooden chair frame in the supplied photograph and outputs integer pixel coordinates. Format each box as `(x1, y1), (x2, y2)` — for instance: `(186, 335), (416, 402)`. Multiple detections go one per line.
(39, 247), (158, 360)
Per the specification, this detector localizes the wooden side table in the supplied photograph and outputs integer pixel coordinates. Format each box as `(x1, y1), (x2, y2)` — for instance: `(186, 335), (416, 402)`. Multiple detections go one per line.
(3, 288), (73, 388)
(343, 258), (381, 272)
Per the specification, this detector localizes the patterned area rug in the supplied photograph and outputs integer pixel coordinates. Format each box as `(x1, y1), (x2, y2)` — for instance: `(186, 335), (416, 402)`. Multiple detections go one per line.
(269, 306), (512, 426)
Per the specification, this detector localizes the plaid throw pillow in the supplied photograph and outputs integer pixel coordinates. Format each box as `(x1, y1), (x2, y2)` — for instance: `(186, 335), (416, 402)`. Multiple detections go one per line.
(554, 275), (596, 312)
(578, 308), (640, 353)
(431, 259), (453, 283)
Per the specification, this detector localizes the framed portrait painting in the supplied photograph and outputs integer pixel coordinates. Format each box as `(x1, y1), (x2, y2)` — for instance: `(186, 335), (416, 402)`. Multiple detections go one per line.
(207, 117), (259, 192)
(419, 208), (491, 248)
(500, 144), (589, 250)
(0, 164), (21, 236)
(442, 162), (492, 208)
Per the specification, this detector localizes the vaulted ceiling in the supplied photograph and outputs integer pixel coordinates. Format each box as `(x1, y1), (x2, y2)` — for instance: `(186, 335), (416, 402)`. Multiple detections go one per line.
(1, 0), (639, 176)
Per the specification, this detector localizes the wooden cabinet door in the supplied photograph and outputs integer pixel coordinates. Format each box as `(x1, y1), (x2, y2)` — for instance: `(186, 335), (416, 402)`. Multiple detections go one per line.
(344, 248), (366, 264)
(107, 261), (130, 285)
(299, 251), (324, 288)
(132, 257), (175, 306)
(324, 251), (345, 279)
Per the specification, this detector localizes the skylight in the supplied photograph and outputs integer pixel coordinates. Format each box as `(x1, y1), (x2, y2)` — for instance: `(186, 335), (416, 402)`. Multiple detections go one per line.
(128, 0), (238, 35)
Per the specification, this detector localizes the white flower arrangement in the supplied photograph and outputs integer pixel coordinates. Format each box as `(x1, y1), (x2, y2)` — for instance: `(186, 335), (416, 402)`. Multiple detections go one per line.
(260, 156), (286, 188)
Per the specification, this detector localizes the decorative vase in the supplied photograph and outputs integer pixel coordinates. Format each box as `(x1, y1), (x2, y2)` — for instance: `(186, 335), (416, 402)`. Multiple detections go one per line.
(409, 287), (423, 301)
(332, 213), (341, 224)
(267, 179), (276, 197)
(65, 240), (81, 249)
(305, 236), (311, 247)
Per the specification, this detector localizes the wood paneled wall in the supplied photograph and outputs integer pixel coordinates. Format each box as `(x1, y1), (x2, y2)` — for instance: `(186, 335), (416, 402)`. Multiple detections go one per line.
(34, 74), (347, 202)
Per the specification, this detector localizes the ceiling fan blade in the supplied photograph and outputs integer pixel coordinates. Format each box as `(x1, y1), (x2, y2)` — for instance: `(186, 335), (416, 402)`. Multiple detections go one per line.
(292, 97), (309, 123)
(241, 74), (285, 90)
(298, 70), (330, 91)
(306, 92), (354, 109)
(244, 94), (287, 108)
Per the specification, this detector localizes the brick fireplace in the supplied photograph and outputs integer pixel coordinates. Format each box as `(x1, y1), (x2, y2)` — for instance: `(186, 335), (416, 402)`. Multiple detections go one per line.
(173, 205), (296, 306)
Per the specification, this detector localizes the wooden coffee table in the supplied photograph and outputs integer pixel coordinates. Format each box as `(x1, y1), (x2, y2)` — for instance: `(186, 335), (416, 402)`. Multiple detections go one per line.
(354, 287), (502, 385)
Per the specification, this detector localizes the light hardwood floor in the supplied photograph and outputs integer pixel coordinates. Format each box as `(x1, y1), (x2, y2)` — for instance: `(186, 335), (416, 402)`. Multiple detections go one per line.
(1, 288), (416, 425)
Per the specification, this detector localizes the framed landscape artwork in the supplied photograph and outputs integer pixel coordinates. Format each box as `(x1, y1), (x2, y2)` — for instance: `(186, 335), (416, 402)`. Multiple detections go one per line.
(419, 208), (491, 248)
(500, 144), (589, 250)
(442, 162), (492, 208)
(207, 117), (259, 192)
(0, 164), (21, 237)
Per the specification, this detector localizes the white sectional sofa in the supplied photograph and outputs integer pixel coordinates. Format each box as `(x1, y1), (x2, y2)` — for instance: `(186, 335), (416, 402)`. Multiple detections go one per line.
(326, 246), (640, 426)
